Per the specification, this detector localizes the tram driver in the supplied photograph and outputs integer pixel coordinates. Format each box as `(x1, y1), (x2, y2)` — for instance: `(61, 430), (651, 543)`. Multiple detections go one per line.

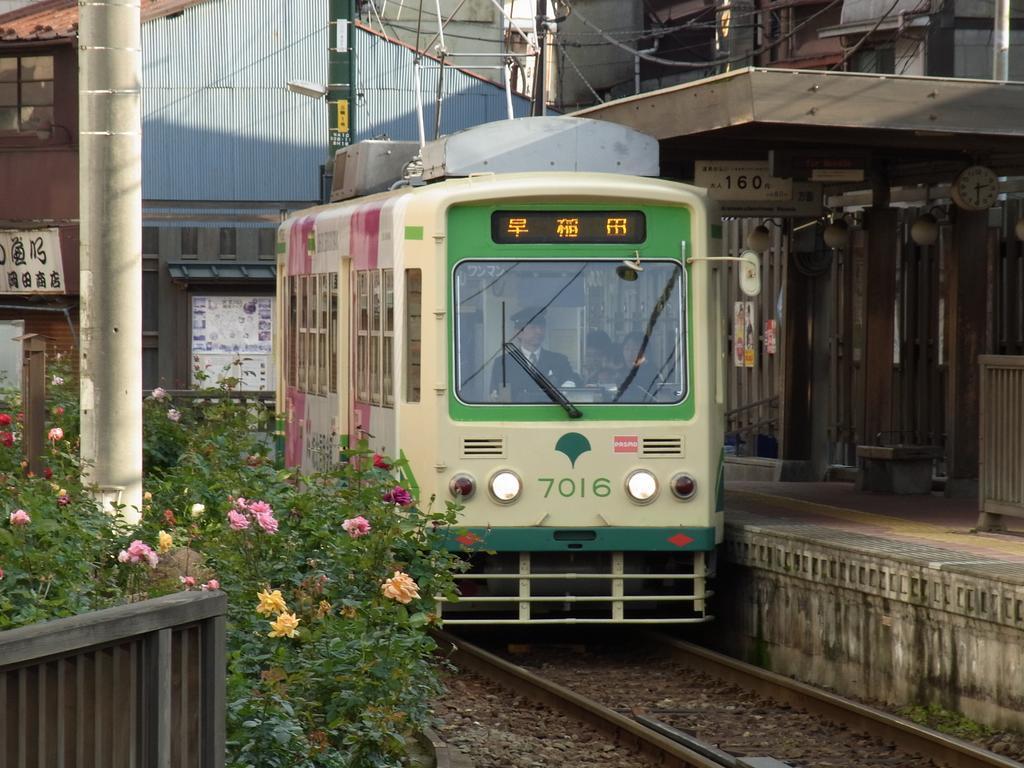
(490, 307), (578, 402)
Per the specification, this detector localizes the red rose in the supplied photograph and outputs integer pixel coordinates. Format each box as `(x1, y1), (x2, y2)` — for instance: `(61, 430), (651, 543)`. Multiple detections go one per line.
(43, 467), (53, 479)
(0, 432), (13, 448)
(373, 453), (391, 470)
(0, 413), (11, 426)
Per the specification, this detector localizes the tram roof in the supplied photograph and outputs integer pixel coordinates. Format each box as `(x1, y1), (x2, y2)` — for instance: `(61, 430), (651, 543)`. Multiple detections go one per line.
(576, 67), (1024, 187)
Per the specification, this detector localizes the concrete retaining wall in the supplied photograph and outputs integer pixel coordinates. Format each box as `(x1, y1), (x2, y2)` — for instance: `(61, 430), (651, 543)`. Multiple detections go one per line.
(708, 522), (1024, 730)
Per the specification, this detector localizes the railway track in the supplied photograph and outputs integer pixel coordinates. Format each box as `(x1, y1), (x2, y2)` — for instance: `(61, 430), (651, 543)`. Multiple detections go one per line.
(434, 630), (1022, 768)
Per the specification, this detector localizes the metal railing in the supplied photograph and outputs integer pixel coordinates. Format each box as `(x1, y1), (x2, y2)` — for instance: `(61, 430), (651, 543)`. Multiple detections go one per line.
(0, 591), (226, 768)
(978, 355), (1024, 526)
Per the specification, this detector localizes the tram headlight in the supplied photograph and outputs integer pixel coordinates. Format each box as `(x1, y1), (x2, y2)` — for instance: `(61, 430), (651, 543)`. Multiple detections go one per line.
(489, 470), (522, 503)
(625, 469), (658, 503)
(449, 473), (476, 500)
(670, 472), (697, 500)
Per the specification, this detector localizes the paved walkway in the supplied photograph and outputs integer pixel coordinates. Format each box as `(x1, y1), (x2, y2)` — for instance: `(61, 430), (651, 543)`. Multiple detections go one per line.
(726, 481), (1024, 566)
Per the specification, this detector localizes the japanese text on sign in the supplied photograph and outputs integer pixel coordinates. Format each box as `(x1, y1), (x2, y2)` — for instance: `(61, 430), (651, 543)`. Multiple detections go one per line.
(0, 229), (65, 295)
(492, 211), (646, 244)
(695, 161), (792, 201)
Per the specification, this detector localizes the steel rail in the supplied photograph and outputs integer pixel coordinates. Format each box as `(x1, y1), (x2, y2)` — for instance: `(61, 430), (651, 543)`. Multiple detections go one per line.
(433, 630), (725, 768)
(644, 632), (1021, 768)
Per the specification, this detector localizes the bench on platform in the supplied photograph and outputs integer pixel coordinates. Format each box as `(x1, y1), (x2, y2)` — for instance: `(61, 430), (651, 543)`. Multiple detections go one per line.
(855, 445), (941, 494)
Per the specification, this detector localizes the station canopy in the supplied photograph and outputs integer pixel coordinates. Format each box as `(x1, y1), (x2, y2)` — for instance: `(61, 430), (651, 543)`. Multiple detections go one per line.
(576, 67), (1024, 191)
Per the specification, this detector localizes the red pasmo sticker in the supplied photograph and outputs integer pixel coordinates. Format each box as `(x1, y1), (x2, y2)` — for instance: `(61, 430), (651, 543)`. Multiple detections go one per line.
(613, 435), (639, 453)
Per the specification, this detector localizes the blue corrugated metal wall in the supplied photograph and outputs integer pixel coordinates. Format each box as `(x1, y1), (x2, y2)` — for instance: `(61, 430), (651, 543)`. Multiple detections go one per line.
(142, 2), (532, 204)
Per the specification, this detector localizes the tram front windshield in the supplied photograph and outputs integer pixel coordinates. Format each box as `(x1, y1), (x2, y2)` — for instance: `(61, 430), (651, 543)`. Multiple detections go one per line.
(453, 259), (687, 406)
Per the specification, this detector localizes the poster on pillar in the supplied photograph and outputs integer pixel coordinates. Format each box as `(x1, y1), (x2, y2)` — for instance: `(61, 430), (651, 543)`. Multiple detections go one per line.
(734, 301), (756, 367)
(0, 228), (65, 294)
(191, 295), (274, 390)
(743, 301), (755, 367)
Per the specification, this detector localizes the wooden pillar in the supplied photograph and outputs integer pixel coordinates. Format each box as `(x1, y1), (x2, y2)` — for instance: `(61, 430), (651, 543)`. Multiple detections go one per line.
(945, 208), (990, 496)
(17, 334), (47, 476)
(781, 261), (811, 460)
(861, 206), (898, 445)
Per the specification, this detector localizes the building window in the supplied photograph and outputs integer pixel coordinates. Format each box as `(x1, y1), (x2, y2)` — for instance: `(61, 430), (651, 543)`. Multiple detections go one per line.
(181, 227), (199, 259)
(142, 227), (160, 256)
(258, 228), (277, 260)
(219, 227), (237, 258)
(0, 55), (54, 133)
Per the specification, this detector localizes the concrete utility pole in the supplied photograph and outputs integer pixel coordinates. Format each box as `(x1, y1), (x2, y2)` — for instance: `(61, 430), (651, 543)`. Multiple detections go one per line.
(79, 0), (143, 522)
(994, 0), (1010, 79)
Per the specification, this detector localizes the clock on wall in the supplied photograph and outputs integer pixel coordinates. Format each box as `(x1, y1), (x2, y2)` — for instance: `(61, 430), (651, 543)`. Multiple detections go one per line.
(951, 165), (999, 211)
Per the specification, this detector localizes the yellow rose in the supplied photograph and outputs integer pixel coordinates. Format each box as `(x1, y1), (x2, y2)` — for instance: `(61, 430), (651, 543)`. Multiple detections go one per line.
(157, 530), (173, 553)
(256, 589), (288, 616)
(315, 600), (332, 619)
(268, 611), (300, 638)
(381, 571), (420, 604)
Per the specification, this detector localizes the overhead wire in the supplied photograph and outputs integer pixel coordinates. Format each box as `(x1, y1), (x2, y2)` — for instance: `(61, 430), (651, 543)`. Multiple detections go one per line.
(561, 0), (844, 68)
(554, 37), (605, 103)
(829, 0), (904, 69)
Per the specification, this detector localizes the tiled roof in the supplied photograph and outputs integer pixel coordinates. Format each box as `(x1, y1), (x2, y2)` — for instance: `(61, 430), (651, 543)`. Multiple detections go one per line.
(0, 0), (208, 42)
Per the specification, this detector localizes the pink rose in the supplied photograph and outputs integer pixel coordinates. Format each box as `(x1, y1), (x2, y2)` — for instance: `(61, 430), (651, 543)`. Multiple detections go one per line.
(47, 427), (63, 442)
(227, 510), (250, 530)
(382, 486), (412, 506)
(342, 515), (372, 538)
(151, 387), (167, 401)
(118, 539), (159, 568)
(252, 510), (278, 534)
(202, 579), (220, 591)
(167, 408), (181, 423)
(179, 575), (197, 589)
(9, 509), (30, 526)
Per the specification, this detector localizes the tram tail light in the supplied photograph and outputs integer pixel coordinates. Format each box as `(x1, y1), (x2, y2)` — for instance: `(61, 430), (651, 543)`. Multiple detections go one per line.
(671, 473), (697, 500)
(449, 474), (476, 500)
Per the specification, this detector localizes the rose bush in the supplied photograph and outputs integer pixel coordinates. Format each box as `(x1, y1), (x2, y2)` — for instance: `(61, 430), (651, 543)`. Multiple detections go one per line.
(1, 369), (465, 767)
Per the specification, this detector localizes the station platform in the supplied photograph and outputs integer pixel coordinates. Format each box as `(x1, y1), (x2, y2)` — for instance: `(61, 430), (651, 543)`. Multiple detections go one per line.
(725, 480), (1024, 571)
(716, 480), (1024, 731)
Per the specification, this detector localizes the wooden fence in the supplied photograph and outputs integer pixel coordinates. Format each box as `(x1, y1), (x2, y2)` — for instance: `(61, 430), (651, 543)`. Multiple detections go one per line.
(979, 355), (1024, 524)
(0, 591), (226, 768)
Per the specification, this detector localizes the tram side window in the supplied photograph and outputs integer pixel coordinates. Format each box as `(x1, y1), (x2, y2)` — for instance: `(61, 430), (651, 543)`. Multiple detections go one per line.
(405, 269), (422, 403)
(318, 274), (329, 395)
(370, 271), (382, 404)
(288, 277), (298, 387)
(383, 270), (394, 406)
(354, 268), (396, 407)
(299, 275), (309, 392)
(330, 273), (338, 394)
(356, 271), (369, 401)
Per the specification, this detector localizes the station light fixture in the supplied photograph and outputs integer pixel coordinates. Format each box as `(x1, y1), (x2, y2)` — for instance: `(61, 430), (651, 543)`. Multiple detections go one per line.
(286, 79), (329, 99)
(823, 218), (850, 250)
(745, 224), (771, 252)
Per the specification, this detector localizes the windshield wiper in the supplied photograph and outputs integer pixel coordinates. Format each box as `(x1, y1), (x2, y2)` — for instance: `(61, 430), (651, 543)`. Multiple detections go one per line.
(503, 343), (582, 419)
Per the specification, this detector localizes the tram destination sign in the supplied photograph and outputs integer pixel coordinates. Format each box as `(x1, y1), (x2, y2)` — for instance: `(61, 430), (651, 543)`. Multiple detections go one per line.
(492, 211), (646, 244)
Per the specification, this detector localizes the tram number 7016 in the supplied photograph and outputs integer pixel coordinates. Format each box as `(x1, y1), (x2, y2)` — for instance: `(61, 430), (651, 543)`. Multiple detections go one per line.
(538, 477), (612, 498)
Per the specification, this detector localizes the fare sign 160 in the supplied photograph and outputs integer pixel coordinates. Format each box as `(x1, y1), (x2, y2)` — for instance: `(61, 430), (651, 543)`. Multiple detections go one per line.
(695, 161), (792, 201)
